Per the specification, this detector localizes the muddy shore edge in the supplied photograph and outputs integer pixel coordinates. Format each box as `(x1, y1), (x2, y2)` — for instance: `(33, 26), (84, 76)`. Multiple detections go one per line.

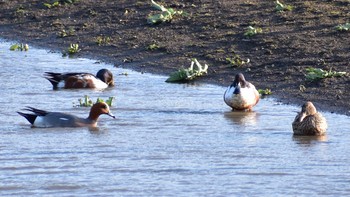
(0, 1), (349, 116)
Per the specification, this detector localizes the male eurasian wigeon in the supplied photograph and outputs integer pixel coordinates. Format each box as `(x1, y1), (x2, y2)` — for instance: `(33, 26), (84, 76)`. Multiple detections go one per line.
(224, 73), (260, 111)
(44, 69), (114, 89)
(292, 101), (327, 136)
(17, 102), (115, 128)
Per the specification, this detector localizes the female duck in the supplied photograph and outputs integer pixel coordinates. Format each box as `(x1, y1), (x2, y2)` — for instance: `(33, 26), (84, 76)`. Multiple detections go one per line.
(292, 101), (327, 136)
(224, 73), (259, 111)
(18, 102), (115, 128)
(44, 69), (114, 89)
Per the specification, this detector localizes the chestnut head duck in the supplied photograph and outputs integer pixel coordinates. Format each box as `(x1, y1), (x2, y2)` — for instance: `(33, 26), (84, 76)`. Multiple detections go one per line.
(44, 69), (114, 89)
(224, 73), (260, 111)
(292, 101), (327, 136)
(18, 102), (115, 128)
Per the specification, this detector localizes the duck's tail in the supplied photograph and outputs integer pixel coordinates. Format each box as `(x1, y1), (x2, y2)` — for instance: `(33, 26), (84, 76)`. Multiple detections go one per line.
(43, 72), (61, 89)
(17, 111), (37, 125)
(18, 107), (49, 125)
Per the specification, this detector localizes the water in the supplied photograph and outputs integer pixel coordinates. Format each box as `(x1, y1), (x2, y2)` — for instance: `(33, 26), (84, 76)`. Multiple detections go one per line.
(0, 40), (349, 196)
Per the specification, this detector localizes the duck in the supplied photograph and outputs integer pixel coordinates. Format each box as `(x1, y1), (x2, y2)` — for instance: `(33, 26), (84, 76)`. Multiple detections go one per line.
(224, 73), (260, 111)
(17, 102), (115, 128)
(292, 101), (327, 136)
(44, 69), (114, 89)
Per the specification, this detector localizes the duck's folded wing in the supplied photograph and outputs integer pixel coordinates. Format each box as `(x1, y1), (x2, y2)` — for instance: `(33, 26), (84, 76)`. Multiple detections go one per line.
(40, 112), (84, 127)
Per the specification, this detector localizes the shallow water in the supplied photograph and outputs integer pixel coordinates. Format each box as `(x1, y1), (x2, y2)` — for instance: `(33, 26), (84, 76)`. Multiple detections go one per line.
(0, 40), (349, 196)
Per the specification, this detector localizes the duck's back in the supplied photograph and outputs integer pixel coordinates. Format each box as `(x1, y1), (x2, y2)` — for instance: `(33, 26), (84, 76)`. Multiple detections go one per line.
(292, 112), (327, 136)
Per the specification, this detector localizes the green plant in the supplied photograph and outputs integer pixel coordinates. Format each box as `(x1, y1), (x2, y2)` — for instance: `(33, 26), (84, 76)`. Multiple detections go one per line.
(66, 43), (80, 55)
(166, 58), (209, 83)
(96, 36), (111, 46)
(225, 53), (250, 67)
(258, 88), (272, 96)
(57, 28), (76, 38)
(305, 67), (347, 81)
(43, 1), (60, 8)
(15, 5), (26, 15)
(76, 95), (115, 107)
(275, 0), (293, 12)
(44, 0), (78, 8)
(244, 26), (262, 37)
(96, 97), (114, 107)
(10, 43), (29, 51)
(147, 0), (184, 24)
(335, 23), (350, 31)
(77, 95), (94, 107)
(146, 43), (160, 51)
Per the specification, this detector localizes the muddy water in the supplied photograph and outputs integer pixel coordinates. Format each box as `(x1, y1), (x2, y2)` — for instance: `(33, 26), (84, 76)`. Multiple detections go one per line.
(0, 40), (349, 196)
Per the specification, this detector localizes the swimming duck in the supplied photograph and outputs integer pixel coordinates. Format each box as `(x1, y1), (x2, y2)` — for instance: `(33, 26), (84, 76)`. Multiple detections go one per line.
(44, 69), (114, 89)
(292, 101), (327, 136)
(17, 102), (115, 128)
(224, 73), (260, 111)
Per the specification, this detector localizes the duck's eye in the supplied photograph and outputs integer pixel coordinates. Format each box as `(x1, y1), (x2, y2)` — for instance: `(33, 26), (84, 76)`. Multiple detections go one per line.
(101, 104), (107, 109)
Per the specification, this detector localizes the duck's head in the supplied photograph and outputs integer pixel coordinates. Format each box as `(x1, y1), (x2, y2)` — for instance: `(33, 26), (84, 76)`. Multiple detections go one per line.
(89, 102), (116, 121)
(301, 101), (317, 116)
(233, 73), (247, 86)
(96, 69), (114, 87)
(232, 73), (247, 94)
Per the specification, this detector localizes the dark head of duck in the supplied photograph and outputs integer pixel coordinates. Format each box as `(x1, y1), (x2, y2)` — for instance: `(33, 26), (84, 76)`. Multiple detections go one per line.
(232, 73), (247, 94)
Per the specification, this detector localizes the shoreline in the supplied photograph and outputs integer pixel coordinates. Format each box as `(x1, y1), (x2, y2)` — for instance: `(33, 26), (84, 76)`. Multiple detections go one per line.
(1, 36), (346, 117)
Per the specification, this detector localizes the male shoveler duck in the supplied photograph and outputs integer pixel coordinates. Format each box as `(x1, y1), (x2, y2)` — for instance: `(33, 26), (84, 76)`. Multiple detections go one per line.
(292, 101), (327, 136)
(44, 69), (114, 89)
(224, 73), (260, 111)
(17, 102), (115, 128)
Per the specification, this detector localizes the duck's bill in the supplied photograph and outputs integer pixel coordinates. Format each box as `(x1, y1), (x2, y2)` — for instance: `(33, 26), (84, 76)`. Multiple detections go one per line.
(107, 112), (116, 119)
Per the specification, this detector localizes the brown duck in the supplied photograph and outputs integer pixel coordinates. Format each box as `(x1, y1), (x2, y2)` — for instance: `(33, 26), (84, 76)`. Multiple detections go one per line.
(292, 101), (327, 136)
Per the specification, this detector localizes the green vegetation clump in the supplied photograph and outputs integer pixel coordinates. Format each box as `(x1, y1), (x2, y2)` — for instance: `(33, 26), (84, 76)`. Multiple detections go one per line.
(225, 52), (250, 67)
(43, 1), (60, 8)
(10, 43), (29, 51)
(57, 28), (76, 38)
(166, 58), (209, 83)
(147, 0), (184, 24)
(44, 0), (78, 8)
(244, 26), (262, 37)
(305, 67), (347, 81)
(275, 0), (293, 12)
(15, 5), (26, 15)
(335, 23), (350, 31)
(76, 95), (115, 107)
(96, 36), (111, 46)
(62, 43), (80, 56)
(258, 88), (272, 96)
(146, 43), (160, 51)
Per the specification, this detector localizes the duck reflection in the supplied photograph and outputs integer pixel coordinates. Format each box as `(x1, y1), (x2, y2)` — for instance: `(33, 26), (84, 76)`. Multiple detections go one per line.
(224, 111), (258, 126)
(292, 135), (328, 146)
(89, 126), (100, 133)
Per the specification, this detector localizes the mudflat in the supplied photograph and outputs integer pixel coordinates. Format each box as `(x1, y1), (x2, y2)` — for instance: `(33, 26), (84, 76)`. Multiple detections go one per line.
(0, 0), (349, 115)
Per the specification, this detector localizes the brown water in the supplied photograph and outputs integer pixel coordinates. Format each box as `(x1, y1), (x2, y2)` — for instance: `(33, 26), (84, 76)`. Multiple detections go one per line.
(1, 40), (350, 196)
